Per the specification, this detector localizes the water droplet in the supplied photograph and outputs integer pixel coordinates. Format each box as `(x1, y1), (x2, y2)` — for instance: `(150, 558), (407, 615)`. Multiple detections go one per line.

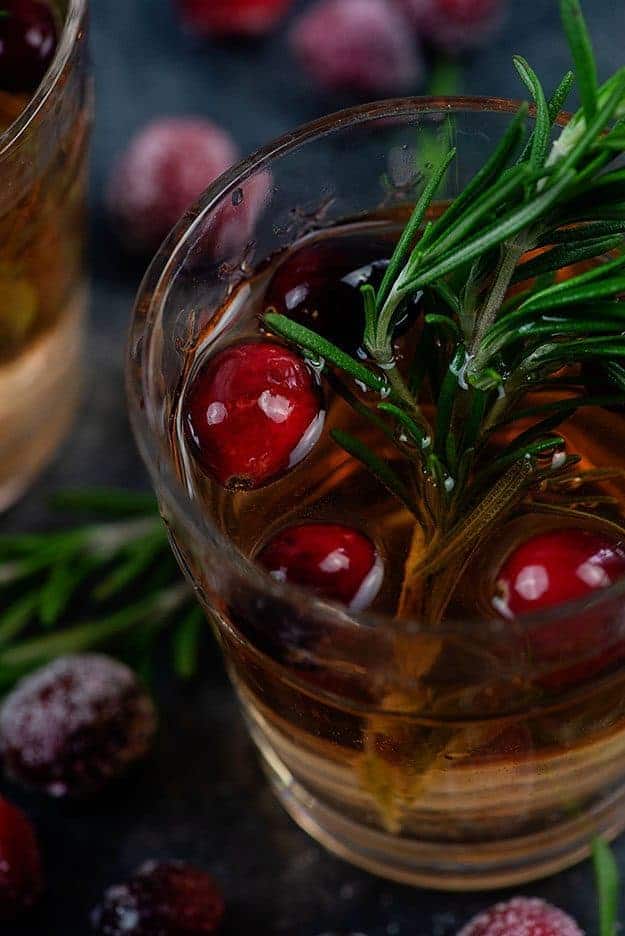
(232, 187), (244, 206)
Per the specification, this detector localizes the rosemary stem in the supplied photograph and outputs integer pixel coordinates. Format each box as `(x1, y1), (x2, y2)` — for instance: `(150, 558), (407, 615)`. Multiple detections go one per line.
(471, 237), (529, 356)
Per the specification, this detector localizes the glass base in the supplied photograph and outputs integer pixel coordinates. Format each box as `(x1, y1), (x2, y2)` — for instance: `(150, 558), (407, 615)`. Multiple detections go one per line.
(256, 729), (625, 891)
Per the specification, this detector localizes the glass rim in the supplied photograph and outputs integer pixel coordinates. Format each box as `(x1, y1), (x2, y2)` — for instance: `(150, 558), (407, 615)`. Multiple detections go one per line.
(128, 94), (625, 638)
(0, 0), (87, 156)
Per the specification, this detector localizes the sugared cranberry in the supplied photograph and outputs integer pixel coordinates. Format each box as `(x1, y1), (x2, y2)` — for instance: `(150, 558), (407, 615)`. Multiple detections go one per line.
(0, 798), (43, 921)
(0, 654), (157, 797)
(174, 0), (293, 37)
(108, 118), (239, 253)
(289, 0), (422, 95)
(265, 234), (392, 353)
(258, 522), (383, 610)
(184, 340), (324, 489)
(0, 0), (57, 93)
(398, 0), (504, 53)
(91, 861), (225, 935)
(457, 897), (582, 936)
(496, 529), (625, 617)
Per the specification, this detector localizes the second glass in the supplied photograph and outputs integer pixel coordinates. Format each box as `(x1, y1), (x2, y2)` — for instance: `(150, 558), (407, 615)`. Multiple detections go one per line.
(0, 0), (91, 510)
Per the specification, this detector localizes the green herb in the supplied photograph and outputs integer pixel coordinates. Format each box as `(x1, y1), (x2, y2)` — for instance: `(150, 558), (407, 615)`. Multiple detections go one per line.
(0, 490), (196, 693)
(593, 837), (620, 936)
(263, 0), (625, 620)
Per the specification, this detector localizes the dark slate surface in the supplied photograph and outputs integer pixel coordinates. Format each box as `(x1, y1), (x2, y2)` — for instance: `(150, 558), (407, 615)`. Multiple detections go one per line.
(2, 0), (624, 932)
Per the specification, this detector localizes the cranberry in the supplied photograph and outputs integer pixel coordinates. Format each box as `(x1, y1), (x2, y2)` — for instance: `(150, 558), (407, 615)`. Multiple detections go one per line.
(174, 0), (293, 37)
(398, 0), (504, 52)
(495, 529), (625, 689)
(0, 798), (43, 921)
(91, 861), (225, 935)
(289, 0), (422, 95)
(496, 529), (625, 617)
(265, 233), (394, 353)
(184, 340), (324, 489)
(108, 118), (239, 254)
(198, 169), (272, 264)
(0, 654), (157, 797)
(258, 522), (383, 610)
(458, 897), (582, 936)
(0, 0), (57, 94)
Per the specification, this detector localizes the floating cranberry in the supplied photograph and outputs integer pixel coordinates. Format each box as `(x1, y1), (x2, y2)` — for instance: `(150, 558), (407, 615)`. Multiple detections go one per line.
(0, 0), (58, 94)
(258, 522), (383, 610)
(398, 0), (504, 53)
(91, 861), (225, 935)
(0, 654), (157, 797)
(495, 529), (625, 688)
(496, 529), (625, 617)
(0, 798), (43, 921)
(265, 233), (393, 353)
(174, 0), (293, 37)
(458, 897), (582, 936)
(184, 341), (324, 489)
(289, 0), (422, 95)
(108, 118), (239, 253)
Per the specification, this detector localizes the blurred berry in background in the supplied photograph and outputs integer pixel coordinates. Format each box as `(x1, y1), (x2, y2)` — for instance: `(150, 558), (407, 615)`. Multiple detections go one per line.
(289, 0), (423, 95)
(175, 0), (295, 37)
(108, 118), (239, 254)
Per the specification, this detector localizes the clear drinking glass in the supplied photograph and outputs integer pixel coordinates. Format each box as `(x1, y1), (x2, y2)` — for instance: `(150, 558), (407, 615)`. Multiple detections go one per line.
(0, 0), (91, 510)
(128, 98), (625, 890)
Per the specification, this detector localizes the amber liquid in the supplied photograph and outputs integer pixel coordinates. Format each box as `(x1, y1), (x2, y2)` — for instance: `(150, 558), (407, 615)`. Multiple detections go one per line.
(0, 0), (89, 509)
(172, 220), (625, 879)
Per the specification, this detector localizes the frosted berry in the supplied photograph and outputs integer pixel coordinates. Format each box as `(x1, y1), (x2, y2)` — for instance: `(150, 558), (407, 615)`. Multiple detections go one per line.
(496, 529), (625, 617)
(265, 233), (392, 352)
(0, 0), (58, 93)
(259, 523), (383, 610)
(0, 798), (43, 921)
(175, 0), (293, 37)
(457, 897), (583, 936)
(289, 0), (422, 95)
(108, 118), (239, 253)
(91, 861), (225, 935)
(184, 341), (324, 489)
(398, 0), (504, 53)
(0, 654), (157, 797)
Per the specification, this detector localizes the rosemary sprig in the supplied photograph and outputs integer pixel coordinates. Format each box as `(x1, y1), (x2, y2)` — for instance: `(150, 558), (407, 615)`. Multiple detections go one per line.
(0, 490), (196, 693)
(263, 0), (625, 622)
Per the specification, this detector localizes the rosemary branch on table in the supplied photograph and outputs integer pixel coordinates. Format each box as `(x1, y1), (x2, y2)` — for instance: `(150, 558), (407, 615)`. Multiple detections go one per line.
(265, 0), (625, 622)
(0, 489), (198, 694)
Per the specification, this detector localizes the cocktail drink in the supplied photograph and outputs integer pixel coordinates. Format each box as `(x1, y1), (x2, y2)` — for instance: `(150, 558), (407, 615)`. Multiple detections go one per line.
(129, 3), (625, 890)
(0, 0), (90, 509)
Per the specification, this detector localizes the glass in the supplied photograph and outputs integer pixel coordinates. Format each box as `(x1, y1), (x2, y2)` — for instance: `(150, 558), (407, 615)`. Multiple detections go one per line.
(128, 99), (625, 890)
(0, 0), (91, 510)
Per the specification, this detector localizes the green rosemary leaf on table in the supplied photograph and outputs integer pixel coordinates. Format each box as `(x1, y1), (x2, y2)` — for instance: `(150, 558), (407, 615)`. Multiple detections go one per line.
(0, 493), (197, 694)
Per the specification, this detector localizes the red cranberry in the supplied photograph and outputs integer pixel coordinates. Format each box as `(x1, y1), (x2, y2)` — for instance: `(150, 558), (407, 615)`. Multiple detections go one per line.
(0, 0), (57, 94)
(289, 0), (423, 95)
(0, 654), (157, 797)
(458, 897), (582, 936)
(91, 861), (225, 935)
(265, 233), (393, 353)
(398, 0), (504, 53)
(496, 529), (625, 617)
(174, 0), (293, 37)
(0, 798), (43, 921)
(184, 340), (324, 489)
(108, 118), (239, 253)
(495, 529), (625, 689)
(258, 522), (383, 610)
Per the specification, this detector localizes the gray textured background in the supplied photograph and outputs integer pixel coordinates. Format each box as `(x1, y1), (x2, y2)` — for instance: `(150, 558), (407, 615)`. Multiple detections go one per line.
(3, 0), (625, 932)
